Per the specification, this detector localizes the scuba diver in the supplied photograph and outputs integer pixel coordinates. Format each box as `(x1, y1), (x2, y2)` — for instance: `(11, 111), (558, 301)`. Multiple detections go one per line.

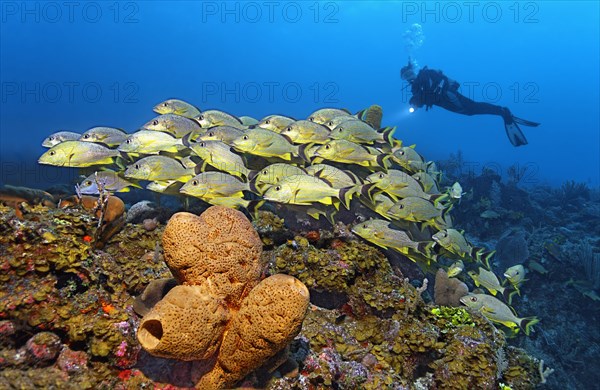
(400, 59), (540, 146)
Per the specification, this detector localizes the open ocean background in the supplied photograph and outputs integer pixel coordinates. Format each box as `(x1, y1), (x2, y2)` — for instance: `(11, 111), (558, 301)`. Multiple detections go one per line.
(1, 1), (598, 189)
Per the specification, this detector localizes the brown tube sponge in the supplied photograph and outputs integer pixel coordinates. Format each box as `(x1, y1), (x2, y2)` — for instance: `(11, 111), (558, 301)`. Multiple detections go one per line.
(163, 206), (262, 307)
(161, 207), (262, 306)
(137, 284), (230, 361)
(199, 274), (309, 388)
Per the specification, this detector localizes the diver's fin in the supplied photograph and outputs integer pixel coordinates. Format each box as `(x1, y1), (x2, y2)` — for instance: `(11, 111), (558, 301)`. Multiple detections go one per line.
(504, 120), (529, 147)
(513, 116), (540, 127)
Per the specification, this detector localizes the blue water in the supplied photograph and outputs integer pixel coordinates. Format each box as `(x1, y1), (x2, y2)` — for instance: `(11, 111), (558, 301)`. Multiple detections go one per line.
(1, 1), (598, 188)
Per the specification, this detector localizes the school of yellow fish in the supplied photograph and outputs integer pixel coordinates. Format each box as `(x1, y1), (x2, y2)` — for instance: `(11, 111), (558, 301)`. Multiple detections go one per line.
(38, 98), (537, 335)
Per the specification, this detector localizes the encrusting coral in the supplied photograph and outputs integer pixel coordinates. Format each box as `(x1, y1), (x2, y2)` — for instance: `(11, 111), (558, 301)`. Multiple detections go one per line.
(137, 206), (310, 389)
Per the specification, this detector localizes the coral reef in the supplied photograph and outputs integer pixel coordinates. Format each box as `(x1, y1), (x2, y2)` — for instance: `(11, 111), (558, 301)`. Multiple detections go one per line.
(444, 168), (600, 389)
(0, 200), (545, 389)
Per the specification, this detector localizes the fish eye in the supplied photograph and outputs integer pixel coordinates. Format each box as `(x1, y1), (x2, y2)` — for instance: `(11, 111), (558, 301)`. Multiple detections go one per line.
(49, 151), (55, 156)
(308, 116), (314, 121)
(134, 164), (140, 169)
(327, 121), (334, 126)
(470, 297), (477, 302)
(275, 186), (281, 191)
(325, 145), (331, 150)
(398, 204), (404, 209)
(441, 232), (447, 237)
(398, 150), (405, 156)
(85, 180), (92, 186)
(208, 132), (214, 136)
(243, 135), (249, 140)
(83, 134), (90, 139)
(199, 115), (204, 120)
(378, 173), (384, 178)
(363, 224), (368, 228)
(285, 127), (292, 132)
(338, 127), (343, 132)
(199, 142), (205, 147)
(262, 170), (268, 175)
(49, 136), (54, 140)
(265, 120), (270, 124)
(162, 103), (168, 107)
(126, 139), (131, 144)
(192, 180), (198, 186)
(152, 120), (159, 126)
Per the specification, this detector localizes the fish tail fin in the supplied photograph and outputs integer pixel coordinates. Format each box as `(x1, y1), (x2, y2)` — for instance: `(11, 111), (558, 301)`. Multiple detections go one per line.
(391, 139), (403, 148)
(306, 207), (323, 220)
(417, 241), (438, 259)
(356, 104), (383, 129)
(360, 182), (379, 201)
(247, 170), (259, 181)
(324, 210), (337, 225)
(179, 156), (197, 169)
(505, 288), (520, 305)
(298, 143), (313, 163)
(331, 198), (341, 211)
(472, 247), (495, 269)
(339, 186), (357, 210)
(431, 193), (452, 209)
(520, 317), (540, 336)
(380, 126), (397, 146)
(182, 132), (194, 147)
(343, 169), (363, 184)
(376, 154), (392, 170)
(248, 180), (262, 195)
(114, 155), (129, 171)
(440, 202), (454, 222)
(246, 200), (265, 219)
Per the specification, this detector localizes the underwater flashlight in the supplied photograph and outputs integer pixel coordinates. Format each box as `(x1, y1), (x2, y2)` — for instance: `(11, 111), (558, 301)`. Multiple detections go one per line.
(409, 107), (415, 113)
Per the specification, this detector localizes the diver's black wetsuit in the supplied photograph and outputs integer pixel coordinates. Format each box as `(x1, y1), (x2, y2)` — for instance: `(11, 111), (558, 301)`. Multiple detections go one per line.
(404, 65), (540, 147)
